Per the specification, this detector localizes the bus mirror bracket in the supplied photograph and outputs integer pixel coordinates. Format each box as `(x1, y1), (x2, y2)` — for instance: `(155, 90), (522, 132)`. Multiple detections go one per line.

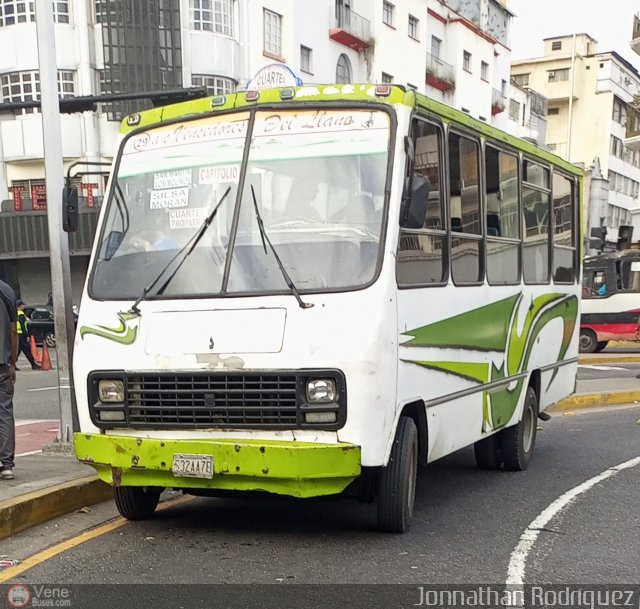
(400, 176), (430, 229)
(62, 182), (79, 233)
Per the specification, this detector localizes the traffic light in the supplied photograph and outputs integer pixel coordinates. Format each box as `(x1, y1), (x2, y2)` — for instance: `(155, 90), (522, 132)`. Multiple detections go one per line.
(589, 226), (607, 252)
(618, 225), (634, 251)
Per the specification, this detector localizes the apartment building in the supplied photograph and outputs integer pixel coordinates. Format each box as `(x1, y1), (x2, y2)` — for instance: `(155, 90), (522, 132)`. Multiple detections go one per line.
(512, 33), (640, 245)
(0, 0), (524, 302)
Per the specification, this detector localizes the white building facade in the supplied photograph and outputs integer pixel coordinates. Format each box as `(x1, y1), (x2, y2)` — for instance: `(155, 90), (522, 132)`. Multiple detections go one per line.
(512, 34), (640, 247)
(0, 0), (532, 302)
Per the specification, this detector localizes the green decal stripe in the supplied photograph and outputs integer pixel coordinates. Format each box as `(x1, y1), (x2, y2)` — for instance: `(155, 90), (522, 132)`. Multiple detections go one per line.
(408, 360), (490, 385)
(403, 294), (520, 352)
(79, 311), (139, 345)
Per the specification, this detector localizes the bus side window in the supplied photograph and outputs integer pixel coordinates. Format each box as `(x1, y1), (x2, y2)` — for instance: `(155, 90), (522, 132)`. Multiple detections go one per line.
(397, 119), (447, 286)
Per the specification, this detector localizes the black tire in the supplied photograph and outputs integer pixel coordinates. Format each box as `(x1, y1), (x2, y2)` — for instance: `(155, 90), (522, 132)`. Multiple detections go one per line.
(113, 486), (161, 520)
(500, 386), (538, 472)
(594, 341), (609, 353)
(579, 329), (597, 353)
(377, 416), (418, 533)
(44, 332), (56, 349)
(474, 434), (503, 470)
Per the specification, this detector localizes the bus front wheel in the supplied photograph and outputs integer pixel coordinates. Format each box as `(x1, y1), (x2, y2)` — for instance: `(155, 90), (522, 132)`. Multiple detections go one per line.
(377, 416), (418, 533)
(500, 386), (538, 472)
(579, 329), (598, 353)
(114, 486), (161, 520)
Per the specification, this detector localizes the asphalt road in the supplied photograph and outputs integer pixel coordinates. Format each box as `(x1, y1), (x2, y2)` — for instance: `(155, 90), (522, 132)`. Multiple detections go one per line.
(3, 405), (639, 599)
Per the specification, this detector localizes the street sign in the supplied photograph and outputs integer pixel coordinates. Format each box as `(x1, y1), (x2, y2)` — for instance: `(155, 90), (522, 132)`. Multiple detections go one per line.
(245, 64), (303, 90)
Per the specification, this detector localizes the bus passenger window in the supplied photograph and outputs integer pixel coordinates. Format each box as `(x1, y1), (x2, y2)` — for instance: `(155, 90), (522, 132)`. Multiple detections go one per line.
(448, 132), (482, 284)
(523, 160), (551, 284)
(485, 146), (520, 284)
(397, 119), (446, 286)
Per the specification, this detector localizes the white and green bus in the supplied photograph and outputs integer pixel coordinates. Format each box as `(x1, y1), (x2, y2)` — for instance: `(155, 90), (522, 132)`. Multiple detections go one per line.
(73, 84), (582, 532)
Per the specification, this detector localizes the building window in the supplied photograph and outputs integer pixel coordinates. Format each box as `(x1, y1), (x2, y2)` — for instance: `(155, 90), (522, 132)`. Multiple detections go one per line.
(548, 68), (569, 82)
(551, 40), (562, 51)
(263, 8), (282, 57)
(511, 73), (529, 87)
(52, 0), (69, 23)
(481, 61), (489, 82)
(610, 135), (624, 159)
(191, 74), (236, 95)
(431, 36), (441, 59)
(463, 51), (472, 72)
(383, 1), (394, 26)
(190, 0), (233, 35)
(0, 0), (34, 25)
(336, 53), (351, 84)
(612, 96), (628, 126)
(501, 79), (507, 95)
(300, 45), (312, 73)
(508, 99), (520, 122)
(408, 14), (418, 39)
(57, 70), (75, 97)
(548, 107), (560, 115)
(0, 70), (76, 114)
(381, 72), (393, 84)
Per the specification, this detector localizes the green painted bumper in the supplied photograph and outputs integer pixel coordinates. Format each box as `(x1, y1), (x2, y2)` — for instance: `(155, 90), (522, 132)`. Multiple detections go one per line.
(74, 433), (361, 498)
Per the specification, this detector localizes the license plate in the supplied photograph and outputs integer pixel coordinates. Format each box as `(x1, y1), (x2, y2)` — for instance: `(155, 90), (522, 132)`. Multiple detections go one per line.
(172, 454), (214, 479)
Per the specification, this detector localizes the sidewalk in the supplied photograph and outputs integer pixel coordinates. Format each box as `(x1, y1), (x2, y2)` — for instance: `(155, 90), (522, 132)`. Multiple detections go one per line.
(1, 381), (639, 542)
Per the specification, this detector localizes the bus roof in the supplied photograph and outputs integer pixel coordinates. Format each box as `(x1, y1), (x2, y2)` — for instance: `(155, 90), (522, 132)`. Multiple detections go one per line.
(119, 83), (582, 177)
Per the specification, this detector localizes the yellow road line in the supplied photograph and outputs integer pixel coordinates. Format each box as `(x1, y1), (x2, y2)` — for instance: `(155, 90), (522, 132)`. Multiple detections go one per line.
(0, 494), (192, 583)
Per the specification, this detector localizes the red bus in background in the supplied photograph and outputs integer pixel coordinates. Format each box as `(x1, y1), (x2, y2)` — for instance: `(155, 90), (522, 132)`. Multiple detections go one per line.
(580, 250), (640, 353)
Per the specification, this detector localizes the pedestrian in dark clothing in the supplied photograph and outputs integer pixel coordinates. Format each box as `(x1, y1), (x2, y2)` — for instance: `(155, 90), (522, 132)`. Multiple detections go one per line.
(16, 300), (40, 370)
(0, 279), (18, 480)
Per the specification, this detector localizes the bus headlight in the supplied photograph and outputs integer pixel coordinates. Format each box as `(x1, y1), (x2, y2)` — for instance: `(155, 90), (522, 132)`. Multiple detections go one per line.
(306, 379), (337, 403)
(98, 380), (125, 403)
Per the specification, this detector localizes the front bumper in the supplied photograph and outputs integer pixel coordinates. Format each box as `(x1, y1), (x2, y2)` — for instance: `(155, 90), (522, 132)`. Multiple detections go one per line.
(74, 433), (361, 498)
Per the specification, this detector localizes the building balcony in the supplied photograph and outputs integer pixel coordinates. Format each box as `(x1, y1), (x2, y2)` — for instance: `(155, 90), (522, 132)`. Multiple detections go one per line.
(491, 88), (506, 115)
(425, 53), (455, 92)
(329, 6), (370, 51)
(625, 104), (640, 151)
(632, 14), (640, 56)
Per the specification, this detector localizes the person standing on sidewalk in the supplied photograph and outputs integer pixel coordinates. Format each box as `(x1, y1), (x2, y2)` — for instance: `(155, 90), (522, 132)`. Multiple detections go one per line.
(15, 300), (40, 370)
(0, 279), (17, 480)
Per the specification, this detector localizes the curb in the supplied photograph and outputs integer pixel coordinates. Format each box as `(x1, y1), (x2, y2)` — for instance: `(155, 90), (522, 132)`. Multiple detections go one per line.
(0, 475), (113, 541)
(579, 355), (640, 364)
(549, 390), (640, 413)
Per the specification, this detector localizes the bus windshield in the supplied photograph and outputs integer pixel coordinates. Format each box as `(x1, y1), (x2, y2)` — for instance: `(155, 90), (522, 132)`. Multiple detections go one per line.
(91, 107), (391, 300)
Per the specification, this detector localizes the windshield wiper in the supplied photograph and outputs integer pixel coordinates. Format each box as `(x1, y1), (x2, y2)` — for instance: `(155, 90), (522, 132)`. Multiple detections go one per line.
(250, 185), (313, 310)
(129, 186), (231, 315)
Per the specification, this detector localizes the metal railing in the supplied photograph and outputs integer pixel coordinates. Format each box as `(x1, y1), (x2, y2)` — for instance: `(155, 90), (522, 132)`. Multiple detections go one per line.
(331, 5), (370, 43)
(492, 88), (507, 111)
(425, 53), (455, 83)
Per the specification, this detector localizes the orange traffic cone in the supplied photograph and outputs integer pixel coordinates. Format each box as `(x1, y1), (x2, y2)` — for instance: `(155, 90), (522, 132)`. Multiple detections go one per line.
(40, 342), (53, 371)
(29, 335), (42, 365)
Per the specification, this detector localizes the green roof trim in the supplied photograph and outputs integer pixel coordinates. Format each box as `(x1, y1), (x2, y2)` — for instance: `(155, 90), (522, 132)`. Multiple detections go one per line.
(117, 84), (582, 177)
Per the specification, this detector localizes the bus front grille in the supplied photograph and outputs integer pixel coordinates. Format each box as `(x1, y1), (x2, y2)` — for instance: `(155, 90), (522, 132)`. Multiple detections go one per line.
(125, 373), (298, 428)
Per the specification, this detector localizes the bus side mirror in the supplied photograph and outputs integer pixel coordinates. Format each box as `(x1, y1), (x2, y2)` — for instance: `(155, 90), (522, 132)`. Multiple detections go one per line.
(102, 230), (124, 261)
(400, 177), (430, 229)
(62, 185), (79, 233)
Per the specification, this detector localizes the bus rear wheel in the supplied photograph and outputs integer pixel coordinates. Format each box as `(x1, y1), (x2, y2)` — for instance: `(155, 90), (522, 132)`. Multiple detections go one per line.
(500, 386), (538, 472)
(377, 416), (418, 533)
(579, 329), (598, 353)
(114, 486), (161, 520)
(474, 434), (503, 470)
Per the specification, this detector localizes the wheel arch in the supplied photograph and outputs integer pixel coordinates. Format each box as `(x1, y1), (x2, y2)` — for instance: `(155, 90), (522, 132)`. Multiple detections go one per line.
(397, 400), (428, 466)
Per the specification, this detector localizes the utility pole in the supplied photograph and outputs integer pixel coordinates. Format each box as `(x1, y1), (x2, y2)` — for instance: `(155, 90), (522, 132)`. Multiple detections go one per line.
(566, 33), (577, 161)
(35, 0), (75, 449)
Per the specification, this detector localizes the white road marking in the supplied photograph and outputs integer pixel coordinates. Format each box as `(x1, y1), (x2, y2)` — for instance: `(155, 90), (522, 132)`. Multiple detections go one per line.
(578, 365), (628, 371)
(27, 386), (59, 392)
(15, 419), (56, 426)
(16, 449), (43, 457)
(506, 455), (640, 587)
